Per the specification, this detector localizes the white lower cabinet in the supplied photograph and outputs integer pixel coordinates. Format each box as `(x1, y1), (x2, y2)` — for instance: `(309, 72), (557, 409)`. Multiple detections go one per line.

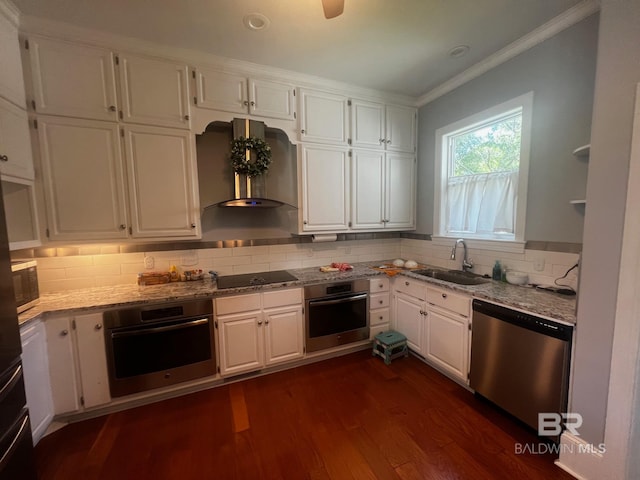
(369, 277), (390, 339)
(216, 288), (304, 377)
(20, 320), (53, 443)
(392, 278), (471, 384)
(45, 313), (111, 415)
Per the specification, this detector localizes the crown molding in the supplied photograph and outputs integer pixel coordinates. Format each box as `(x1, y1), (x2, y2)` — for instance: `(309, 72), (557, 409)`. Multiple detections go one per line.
(416, 0), (600, 107)
(17, 14), (416, 106)
(0, 0), (20, 27)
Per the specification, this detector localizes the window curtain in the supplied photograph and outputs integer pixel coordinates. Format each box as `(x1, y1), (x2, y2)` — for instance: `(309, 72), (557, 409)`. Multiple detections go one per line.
(446, 171), (517, 235)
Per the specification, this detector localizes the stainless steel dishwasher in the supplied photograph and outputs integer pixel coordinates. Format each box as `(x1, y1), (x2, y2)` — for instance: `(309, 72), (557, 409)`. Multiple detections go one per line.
(469, 299), (573, 435)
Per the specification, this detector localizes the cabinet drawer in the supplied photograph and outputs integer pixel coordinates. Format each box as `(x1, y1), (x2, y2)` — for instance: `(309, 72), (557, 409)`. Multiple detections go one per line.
(370, 308), (389, 326)
(369, 323), (390, 340)
(215, 294), (261, 315)
(370, 277), (389, 293)
(393, 277), (426, 300)
(263, 288), (303, 309)
(370, 292), (389, 310)
(426, 287), (470, 317)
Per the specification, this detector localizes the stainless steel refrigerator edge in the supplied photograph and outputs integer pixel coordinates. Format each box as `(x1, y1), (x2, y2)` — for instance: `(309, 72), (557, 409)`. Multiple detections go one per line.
(0, 181), (38, 479)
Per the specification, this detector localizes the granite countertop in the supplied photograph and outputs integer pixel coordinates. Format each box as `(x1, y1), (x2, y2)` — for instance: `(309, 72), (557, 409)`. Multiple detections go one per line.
(19, 261), (576, 326)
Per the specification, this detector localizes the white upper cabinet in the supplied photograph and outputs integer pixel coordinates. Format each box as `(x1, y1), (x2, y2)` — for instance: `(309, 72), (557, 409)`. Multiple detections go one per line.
(299, 88), (349, 145)
(299, 144), (350, 232)
(0, 97), (34, 180)
(351, 149), (385, 229)
(118, 53), (191, 129)
(122, 124), (200, 238)
(27, 36), (118, 121)
(350, 99), (385, 149)
(38, 116), (129, 241)
(386, 104), (417, 153)
(195, 68), (295, 121)
(0, 9), (26, 107)
(351, 100), (416, 153)
(385, 152), (416, 229)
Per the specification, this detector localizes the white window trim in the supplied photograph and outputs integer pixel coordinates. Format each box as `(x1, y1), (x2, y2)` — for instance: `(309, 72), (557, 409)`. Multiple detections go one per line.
(433, 91), (533, 252)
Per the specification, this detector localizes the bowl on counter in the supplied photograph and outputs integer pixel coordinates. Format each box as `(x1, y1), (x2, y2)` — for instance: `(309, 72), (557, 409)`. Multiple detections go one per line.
(506, 271), (529, 285)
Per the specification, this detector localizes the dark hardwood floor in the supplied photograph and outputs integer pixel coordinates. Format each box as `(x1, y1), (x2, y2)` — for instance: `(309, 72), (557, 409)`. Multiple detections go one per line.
(35, 351), (575, 479)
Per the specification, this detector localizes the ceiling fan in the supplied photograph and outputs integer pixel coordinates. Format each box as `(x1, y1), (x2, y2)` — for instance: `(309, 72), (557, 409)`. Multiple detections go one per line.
(322, 0), (345, 19)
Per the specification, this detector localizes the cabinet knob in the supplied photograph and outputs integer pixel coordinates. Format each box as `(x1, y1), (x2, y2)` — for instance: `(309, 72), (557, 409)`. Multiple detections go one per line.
(257, 319), (263, 326)
(119, 224), (126, 230)
(250, 101), (255, 107)
(386, 139), (392, 144)
(191, 223), (196, 229)
(301, 129), (306, 134)
(0, 154), (8, 162)
(379, 138), (385, 144)
(405, 281), (409, 286)
(419, 310), (424, 315)
(265, 318), (269, 324)
(379, 284), (383, 288)
(379, 300), (383, 305)
(303, 220), (308, 225)
(243, 101), (249, 106)
(60, 329), (69, 336)
(95, 324), (103, 330)
(184, 115), (190, 120)
(379, 315), (383, 320)
(109, 105), (116, 112)
(442, 293), (447, 299)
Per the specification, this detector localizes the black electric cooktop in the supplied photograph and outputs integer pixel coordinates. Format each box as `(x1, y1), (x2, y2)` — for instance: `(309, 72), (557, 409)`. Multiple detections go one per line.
(216, 270), (298, 289)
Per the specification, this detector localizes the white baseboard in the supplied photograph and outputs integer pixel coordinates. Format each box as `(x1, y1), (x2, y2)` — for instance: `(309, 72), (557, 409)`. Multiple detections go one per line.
(556, 432), (604, 480)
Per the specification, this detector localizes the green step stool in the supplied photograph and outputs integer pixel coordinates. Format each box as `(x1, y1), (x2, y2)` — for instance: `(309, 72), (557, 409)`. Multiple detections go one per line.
(372, 330), (408, 365)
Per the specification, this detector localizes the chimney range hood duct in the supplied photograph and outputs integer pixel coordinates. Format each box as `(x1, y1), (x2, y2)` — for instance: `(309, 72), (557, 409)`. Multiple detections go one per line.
(218, 118), (283, 208)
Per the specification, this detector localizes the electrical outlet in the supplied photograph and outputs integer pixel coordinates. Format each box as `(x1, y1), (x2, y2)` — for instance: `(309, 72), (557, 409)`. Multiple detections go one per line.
(144, 256), (154, 269)
(533, 258), (545, 271)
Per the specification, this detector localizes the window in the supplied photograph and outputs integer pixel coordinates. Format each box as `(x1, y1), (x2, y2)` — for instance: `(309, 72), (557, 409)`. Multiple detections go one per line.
(434, 92), (533, 247)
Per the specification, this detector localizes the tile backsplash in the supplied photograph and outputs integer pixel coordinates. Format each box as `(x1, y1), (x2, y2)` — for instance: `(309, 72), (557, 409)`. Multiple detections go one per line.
(33, 237), (580, 294)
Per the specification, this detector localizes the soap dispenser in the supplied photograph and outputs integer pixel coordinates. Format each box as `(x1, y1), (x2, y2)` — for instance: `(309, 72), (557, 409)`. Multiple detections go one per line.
(492, 260), (502, 281)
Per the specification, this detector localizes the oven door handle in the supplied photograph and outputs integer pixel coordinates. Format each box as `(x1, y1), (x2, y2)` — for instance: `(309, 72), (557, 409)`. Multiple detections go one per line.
(309, 293), (368, 307)
(111, 318), (209, 338)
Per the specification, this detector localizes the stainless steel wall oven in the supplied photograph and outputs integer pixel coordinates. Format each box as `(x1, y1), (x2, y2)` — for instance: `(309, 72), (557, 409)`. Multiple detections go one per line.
(305, 279), (369, 352)
(104, 299), (216, 397)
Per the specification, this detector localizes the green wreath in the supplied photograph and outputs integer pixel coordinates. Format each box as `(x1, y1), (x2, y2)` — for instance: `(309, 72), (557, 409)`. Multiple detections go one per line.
(230, 136), (272, 177)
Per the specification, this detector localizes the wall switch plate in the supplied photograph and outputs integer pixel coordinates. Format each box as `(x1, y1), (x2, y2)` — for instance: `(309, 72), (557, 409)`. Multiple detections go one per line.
(533, 258), (545, 271)
(144, 256), (154, 269)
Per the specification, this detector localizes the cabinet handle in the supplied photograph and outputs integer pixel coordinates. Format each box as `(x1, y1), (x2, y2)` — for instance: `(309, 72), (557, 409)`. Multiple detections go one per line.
(379, 300), (383, 305)
(119, 224), (126, 230)
(243, 101), (249, 106)
(379, 284), (383, 288)
(405, 281), (410, 286)
(60, 329), (69, 336)
(190, 223), (196, 229)
(379, 315), (383, 320)
(0, 155), (8, 162)
(257, 319), (263, 326)
(386, 139), (392, 144)
(442, 293), (447, 299)
(250, 101), (255, 107)
(265, 318), (269, 324)
(301, 129), (306, 134)
(419, 310), (424, 315)
(95, 324), (103, 330)
(379, 138), (384, 144)
(109, 105), (116, 112)
(184, 115), (190, 120)
(303, 220), (308, 225)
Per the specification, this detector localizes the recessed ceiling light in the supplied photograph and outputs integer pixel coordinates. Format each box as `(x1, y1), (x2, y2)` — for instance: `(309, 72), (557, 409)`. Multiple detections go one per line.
(243, 13), (270, 31)
(449, 45), (470, 58)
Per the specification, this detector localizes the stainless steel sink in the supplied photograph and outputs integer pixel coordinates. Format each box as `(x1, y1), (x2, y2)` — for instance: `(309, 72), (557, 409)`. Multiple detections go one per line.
(411, 268), (491, 285)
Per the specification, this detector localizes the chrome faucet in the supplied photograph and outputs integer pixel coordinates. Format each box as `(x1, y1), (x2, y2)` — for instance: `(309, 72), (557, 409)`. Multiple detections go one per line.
(451, 239), (473, 272)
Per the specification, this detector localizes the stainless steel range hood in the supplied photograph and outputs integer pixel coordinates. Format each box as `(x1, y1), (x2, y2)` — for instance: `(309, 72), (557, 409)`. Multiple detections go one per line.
(217, 118), (282, 208)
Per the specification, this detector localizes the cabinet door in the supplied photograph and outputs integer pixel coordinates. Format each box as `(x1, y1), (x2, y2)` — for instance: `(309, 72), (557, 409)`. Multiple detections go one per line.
(20, 321), (53, 443)
(75, 313), (110, 409)
(195, 68), (248, 114)
(351, 99), (384, 149)
(263, 306), (304, 366)
(218, 312), (264, 377)
(393, 292), (425, 355)
(118, 53), (190, 129)
(0, 98), (34, 180)
(28, 36), (118, 121)
(426, 308), (469, 382)
(299, 144), (350, 232)
(386, 104), (416, 153)
(299, 88), (349, 144)
(249, 79), (295, 120)
(38, 116), (129, 241)
(0, 13), (26, 107)
(351, 149), (385, 230)
(123, 125), (200, 238)
(44, 316), (80, 414)
(385, 152), (416, 229)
